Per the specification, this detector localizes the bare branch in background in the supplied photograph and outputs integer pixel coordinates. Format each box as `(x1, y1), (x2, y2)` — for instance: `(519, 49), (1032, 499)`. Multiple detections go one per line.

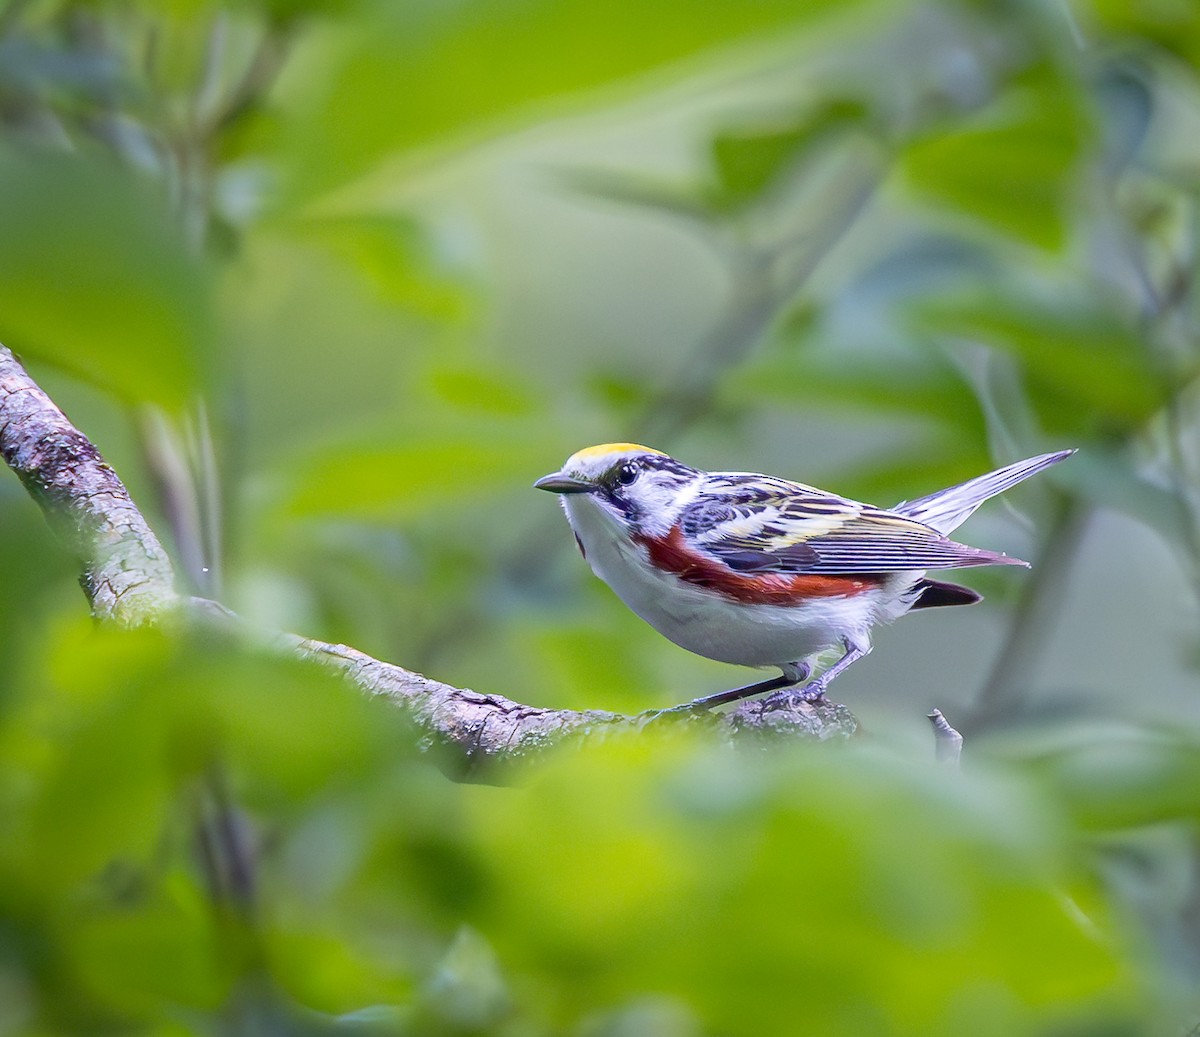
(965, 496), (1091, 733)
(638, 140), (885, 446)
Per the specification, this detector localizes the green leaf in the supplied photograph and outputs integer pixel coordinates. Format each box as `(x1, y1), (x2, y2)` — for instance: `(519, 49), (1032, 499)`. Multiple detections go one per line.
(266, 927), (414, 1016)
(287, 215), (470, 320)
(430, 367), (538, 417)
(1033, 724), (1200, 830)
(724, 345), (986, 435)
(1089, 0), (1200, 65)
(64, 892), (232, 1018)
(1065, 447), (1196, 553)
(282, 441), (535, 520)
(710, 100), (869, 210)
(419, 926), (510, 1031)
(0, 153), (213, 408)
(552, 167), (718, 227)
(902, 71), (1092, 250)
(19, 627), (178, 892)
(462, 738), (1145, 1035)
(281, 0), (859, 202)
(912, 293), (1167, 434)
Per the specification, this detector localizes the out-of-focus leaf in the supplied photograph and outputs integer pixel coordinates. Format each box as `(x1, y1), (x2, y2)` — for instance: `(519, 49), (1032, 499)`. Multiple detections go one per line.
(222, 225), (450, 467)
(1063, 446), (1195, 552)
(902, 70), (1092, 250)
(552, 167), (717, 227)
(0, 488), (76, 680)
(585, 371), (662, 418)
(289, 215), (470, 319)
(912, 293), (1169, 434)
(281, 0), (860, 201)
(282, 440), (535, 520)
(462, 737), (1144, 1036)
(724, 345), (987, 436)
(710, 100), (869, 211)
(431, 367), (538, 417)
(245, 0), (362, 18)
(64, 892), (231, 1018)
(201, 652), (413, 804)
(523, 616), (662, 713)
(1021, 723), (1200, 830)
(1089, 0), (1200, 65)
(0, 153), (212, 408)
(581, 998), (702, 1037)
(265, 926), (413, 1015)
(18, 631), (178, 892)
(419, 926), (510, 1030)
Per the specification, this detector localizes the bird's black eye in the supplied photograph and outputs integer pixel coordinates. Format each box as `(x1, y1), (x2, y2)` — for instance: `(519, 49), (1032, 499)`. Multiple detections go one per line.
(614, 461), (639, 486)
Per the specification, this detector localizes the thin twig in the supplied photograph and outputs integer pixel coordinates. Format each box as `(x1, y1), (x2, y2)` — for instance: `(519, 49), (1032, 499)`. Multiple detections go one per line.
(927, 709), (963, 766)
(192, 402), (224, 598)
(139, 406), (209, 594)
(964, 495), (1091, 733)
(636, 146), (884, 445)
(192, 10), (229, 138)
(205, 23), (292, 138)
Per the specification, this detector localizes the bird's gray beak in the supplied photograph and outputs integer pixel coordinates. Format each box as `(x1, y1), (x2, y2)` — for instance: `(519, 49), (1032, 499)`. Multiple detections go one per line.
(534, 472), (591, 494)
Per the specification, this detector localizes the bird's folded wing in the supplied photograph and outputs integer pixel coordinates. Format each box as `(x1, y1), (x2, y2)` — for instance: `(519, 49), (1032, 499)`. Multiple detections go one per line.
(681, 490), (1027, 574)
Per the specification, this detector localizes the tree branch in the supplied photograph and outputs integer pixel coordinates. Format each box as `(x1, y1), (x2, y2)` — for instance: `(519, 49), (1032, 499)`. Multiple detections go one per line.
(0, 348), (175, 624)
(0, 345), (858, 780)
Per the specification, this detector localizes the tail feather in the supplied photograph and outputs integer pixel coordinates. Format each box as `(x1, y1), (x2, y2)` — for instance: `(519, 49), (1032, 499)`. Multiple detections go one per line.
(909, 578), (984, 610)
(893, 450), (1075, 535)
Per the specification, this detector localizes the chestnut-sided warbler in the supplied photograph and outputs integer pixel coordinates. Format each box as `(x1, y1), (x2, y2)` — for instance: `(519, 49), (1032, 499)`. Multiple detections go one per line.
(535, 444), (1074, 709)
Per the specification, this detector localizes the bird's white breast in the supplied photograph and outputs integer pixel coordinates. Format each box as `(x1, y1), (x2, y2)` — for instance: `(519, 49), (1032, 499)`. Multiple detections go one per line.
(562, 495), (904, 670)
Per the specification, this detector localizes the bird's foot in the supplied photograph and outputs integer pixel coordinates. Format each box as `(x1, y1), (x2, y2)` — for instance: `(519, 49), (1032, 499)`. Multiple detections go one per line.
(789, 680), (828, 703)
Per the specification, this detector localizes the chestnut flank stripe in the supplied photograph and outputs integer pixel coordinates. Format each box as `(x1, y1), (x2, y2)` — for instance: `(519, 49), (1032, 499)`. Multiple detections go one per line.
(636, 526), (881, 605)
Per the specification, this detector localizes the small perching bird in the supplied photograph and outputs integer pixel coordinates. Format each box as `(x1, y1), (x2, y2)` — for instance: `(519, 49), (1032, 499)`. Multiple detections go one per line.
(535, 444), (1074, 710)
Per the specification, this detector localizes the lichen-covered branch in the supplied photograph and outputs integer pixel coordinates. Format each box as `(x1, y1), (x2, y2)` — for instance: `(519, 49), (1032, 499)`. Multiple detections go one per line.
(0, 344), (858, 778)
(0, 346), (176, 624)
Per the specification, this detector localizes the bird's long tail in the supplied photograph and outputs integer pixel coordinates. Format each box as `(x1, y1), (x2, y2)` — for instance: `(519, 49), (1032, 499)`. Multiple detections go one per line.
(893, 450), (1075, 535)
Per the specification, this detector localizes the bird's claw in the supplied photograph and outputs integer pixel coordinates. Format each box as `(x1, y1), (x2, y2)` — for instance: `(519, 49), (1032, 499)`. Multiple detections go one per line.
(790, 681), (828, 703)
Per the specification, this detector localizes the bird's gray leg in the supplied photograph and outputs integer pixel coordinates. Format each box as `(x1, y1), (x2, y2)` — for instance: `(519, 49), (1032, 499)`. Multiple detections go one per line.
(791, 637), (870, 702)
(643, 662), (813, 719)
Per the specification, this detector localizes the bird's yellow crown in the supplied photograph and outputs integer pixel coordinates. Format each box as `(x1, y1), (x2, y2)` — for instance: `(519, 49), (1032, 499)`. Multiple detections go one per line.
(571, 443), (665, 462)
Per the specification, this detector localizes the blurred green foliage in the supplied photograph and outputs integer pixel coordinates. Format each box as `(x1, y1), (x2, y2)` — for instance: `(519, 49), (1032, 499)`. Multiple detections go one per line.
(0, 0), (1199, 1033)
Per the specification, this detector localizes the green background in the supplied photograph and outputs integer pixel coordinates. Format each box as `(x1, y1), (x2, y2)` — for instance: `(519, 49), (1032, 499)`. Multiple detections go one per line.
(0, 0), (1198, 1033)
